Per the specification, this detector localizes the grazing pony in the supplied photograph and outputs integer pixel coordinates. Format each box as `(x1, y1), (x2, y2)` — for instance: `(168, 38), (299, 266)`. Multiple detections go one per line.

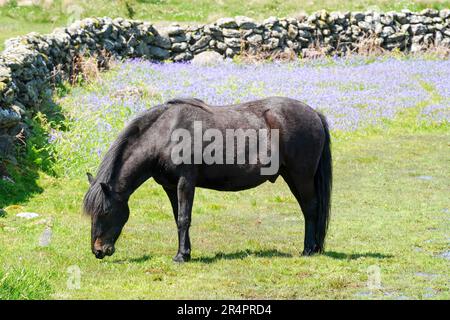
(84, 97), (332, 262)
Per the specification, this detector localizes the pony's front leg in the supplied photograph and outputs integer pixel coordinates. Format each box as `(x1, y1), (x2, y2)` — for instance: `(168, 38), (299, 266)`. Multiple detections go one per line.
(173, 176), (195, 263)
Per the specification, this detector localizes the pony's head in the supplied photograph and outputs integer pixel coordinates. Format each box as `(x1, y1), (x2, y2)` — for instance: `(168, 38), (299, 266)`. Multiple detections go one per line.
(84, 173), (129, 259)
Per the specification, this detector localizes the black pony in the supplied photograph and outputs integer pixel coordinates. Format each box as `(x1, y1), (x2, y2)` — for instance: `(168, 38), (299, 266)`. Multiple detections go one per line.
(84, 97), (332, 262)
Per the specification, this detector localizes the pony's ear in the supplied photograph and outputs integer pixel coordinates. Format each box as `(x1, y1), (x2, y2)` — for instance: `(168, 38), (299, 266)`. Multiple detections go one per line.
(86, 172), (94, 185)
(100, 182), (112, 196)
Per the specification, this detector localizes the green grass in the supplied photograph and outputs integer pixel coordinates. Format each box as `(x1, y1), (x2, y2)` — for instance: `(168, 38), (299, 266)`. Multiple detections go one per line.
(0, 267), (52, 299)
(1, 0), (450, 50)
(0, 106), (448, 299)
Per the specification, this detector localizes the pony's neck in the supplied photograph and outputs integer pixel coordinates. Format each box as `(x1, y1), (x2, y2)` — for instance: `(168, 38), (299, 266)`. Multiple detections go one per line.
(108, 138), (153, 199)
(98, 105), (170, 199)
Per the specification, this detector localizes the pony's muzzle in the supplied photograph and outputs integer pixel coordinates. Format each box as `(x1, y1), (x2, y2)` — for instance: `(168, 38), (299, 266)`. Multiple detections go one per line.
(93, 239), (115, 259)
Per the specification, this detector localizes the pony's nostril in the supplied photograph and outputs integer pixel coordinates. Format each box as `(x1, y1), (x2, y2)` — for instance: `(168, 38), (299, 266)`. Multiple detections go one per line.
(94, 250), (105, 259)
(105, 246), (115, 256)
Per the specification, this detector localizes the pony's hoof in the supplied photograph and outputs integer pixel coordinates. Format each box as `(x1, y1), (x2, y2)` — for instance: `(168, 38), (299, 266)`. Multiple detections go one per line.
(302, 246), (321, 256)
(173, 253), (191, 263)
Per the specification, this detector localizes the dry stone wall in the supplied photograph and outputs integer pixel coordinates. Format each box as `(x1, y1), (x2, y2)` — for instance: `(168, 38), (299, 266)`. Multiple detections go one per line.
(1, 9), (450, 163)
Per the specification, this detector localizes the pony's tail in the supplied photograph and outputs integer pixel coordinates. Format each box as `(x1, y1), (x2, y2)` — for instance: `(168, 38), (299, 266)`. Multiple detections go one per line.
(314, 112), (333, 252)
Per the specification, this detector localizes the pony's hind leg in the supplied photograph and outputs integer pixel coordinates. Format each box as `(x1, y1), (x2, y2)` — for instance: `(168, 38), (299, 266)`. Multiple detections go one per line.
(173, 175), (195, 263)
(282, 171), (320, 256)
(163, 186), (178, 223)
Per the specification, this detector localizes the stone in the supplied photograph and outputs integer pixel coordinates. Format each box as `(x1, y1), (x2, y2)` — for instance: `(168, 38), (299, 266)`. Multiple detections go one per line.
(225, 47), (235, 57)
(0, 66), (11, 83)
(246, 34), (263, 45)
(357, 21), (371, 31)
(382, 26), (395, 37)
(263, 16), (279, 25)
(416, 175), (433, 180)
(191, 31), (203, 41)
(298, 29), (312, 38)
(317, 20), (328, 29)
(352, 12), (365, 21)
(381, 14), (394, 25)
(191, 51), (224, 66)
(396, 13), (408, 24)
(421, 8), (439, 17)
(222, 28), (241, 38)
(39, 227), (52, 247)
(423, 17), (433, 24)
(216, 18), (237, 29)
(318, 9), (329, 21)
(149, 46), (170, 59)
(374, 23), (383, 34)
(171, 34), (188, 43)
(153, 35), (171, 49)
(167, 25), (184, 37)
(409, 15), (425, 24)
(401, 24), (411, 33)
(271, 26), (287, 39)
(135, 42), (150, 56)
(386, 32), (406, 43)
(297, 23), (315, 32)
(203, 25), (221, 38)
(0, 108), (21, 128)
(435, 31), (443, 45)
(439, 9), (450, 19)
(190, 35), (212, 51)
(16, 212), (40, 219)
(173, 52), (193, 62)
(235, 16), (257, 29)
(439, 250), (450, 260)
(172, 42), (188, 52)
(351, 25), (362, 35)
(265, 37), (280, 49)
(10, 102), (25, 116)
(224, 37), (241, 48)
(411, 24), (427, 35)
(213, 41), (225, 51)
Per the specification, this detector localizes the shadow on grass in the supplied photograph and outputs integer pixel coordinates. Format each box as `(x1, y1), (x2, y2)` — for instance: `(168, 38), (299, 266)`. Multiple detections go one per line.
(112, 254), (153, 264)
(0, 100), (66, 208)
(0, 164), (43, 208)
(109, 250), (392, 265)
(192, 249), (292, 264)
(324, 251), (393, 260)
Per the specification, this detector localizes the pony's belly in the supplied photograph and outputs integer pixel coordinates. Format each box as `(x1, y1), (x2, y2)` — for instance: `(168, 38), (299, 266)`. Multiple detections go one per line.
(196, 164), (277, 191)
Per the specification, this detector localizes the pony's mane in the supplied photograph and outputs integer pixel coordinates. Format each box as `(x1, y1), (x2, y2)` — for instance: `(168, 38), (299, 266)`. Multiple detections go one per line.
(83, 123), (138, 216)
(83, 105), (168, 216)
(167, 98), (213, 113)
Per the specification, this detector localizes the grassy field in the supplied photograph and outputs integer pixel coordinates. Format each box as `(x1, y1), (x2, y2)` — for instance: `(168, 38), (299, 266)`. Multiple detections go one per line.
(0, 111), (448, 299)
(0, 55), (449, 299)
(1, 0), (450, 50)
